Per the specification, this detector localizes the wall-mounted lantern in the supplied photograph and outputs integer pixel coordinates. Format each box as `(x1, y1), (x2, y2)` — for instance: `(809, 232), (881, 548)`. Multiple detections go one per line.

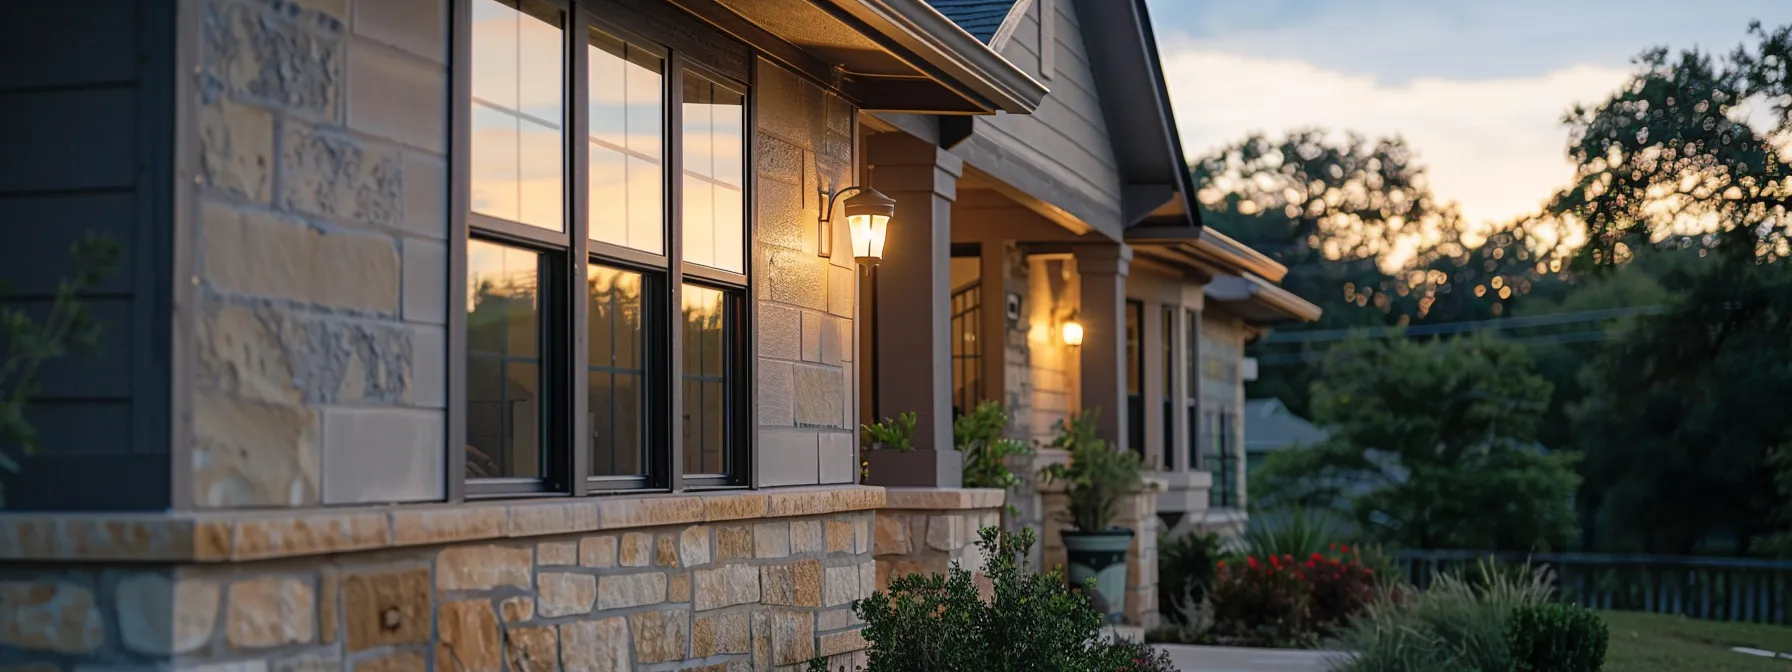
(820, 184), (896, 266)
(1060, 310), (1085, 347)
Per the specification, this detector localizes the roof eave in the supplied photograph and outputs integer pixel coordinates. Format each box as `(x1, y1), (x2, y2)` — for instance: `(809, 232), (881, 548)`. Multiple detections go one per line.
(1208, 275), (1323, 325)
(816, 0), (1048, 114)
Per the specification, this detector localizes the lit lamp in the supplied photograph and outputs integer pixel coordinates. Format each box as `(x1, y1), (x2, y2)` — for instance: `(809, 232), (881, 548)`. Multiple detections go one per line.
(1060, 311), (1085, 347)
(820, 185), (896, 266)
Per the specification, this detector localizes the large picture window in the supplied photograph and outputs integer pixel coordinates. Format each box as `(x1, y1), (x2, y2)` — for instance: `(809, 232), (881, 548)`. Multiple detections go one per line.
(461, 0), (751, 496)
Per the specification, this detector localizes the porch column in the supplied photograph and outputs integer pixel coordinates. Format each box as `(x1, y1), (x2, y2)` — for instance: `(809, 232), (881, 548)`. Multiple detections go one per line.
(1073, 244), (1131, 449)
(1169, 305), (1192, 472)
(867, 133), (962, 482)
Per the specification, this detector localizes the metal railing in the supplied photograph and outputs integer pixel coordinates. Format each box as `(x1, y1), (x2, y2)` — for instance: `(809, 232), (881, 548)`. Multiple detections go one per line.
(1398, 549), (1792, 624)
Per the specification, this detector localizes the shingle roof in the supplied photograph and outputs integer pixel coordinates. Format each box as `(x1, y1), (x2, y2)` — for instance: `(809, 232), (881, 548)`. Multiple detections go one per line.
(1244, 398), (1330, 453)
(922, 0), (1021, 44)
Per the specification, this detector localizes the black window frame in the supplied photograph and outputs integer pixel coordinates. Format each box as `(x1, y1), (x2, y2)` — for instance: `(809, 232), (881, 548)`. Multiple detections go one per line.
(450, 0), (755, 500)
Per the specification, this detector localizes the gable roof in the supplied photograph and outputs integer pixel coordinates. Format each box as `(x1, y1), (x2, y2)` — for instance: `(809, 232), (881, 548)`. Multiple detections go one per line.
(921, 0), (1022, 43)
(1076, 0), (1200, 231)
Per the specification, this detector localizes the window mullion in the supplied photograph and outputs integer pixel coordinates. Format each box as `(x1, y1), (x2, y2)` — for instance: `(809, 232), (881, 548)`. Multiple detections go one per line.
(666, 53), (687, 493)
(567, 7), (592, 496)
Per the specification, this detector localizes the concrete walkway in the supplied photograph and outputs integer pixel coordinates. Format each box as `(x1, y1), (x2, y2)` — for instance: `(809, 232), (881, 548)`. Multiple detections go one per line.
(1153, 644), (1347, 671)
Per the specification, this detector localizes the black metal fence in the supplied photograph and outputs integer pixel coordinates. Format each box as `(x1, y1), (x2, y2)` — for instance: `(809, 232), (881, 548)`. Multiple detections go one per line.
(1398, 550), (1792, 624)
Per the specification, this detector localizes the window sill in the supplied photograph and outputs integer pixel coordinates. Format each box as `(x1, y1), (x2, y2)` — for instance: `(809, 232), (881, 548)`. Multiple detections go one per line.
(0, 485), (885, 564)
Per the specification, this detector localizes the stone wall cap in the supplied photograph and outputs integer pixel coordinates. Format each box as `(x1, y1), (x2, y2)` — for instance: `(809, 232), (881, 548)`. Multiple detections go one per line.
(0, 485), (884, 563)
(880, 487), (1005, 511)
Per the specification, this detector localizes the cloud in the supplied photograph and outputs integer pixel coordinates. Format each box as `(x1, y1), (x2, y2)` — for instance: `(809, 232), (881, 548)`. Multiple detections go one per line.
(1160, 46), (1635, 232)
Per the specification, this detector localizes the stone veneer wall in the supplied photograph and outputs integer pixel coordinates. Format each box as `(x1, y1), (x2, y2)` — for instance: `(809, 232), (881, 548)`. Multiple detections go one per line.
(0, 489), (881, 672)
(870, 489), (1005, 591)
(752, 60), (859, 488)
(190, 0), (451, 507)
(1039, 485), (1162, 629)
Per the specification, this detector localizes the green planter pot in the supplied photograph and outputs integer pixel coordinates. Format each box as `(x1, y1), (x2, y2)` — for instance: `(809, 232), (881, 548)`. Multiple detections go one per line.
(1062, 528), (1134, 624)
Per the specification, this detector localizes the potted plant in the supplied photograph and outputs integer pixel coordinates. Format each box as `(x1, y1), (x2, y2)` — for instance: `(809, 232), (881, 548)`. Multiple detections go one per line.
(1041, 409), (1145, 624)
(860, 412), (966, 486)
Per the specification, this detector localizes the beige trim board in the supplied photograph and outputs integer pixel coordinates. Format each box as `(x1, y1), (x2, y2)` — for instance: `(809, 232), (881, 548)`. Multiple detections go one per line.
(1, 485), (886, 564)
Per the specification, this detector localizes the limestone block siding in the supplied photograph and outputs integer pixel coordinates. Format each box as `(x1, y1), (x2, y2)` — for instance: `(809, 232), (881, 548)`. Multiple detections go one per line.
(188, 0), (450, 508)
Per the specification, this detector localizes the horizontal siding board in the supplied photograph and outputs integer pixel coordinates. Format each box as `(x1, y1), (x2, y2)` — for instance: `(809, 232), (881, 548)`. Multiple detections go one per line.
(5, 298), (137, 398)
(6, 454), (169, 510)
(0, 87), (138, 192)
(0, 0), (138, 91)
(18, 402), (136, 456)
(0, 0), (171, 511)
(0, 193), (137, 295)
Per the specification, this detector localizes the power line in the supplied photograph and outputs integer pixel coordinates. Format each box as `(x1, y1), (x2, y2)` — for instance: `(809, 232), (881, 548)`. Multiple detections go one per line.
(1259, 306), (1666, 344)
(1255, 330), (1622, 366)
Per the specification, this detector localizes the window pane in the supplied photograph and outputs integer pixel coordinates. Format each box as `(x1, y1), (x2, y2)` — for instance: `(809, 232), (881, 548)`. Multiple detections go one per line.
(588, 264), (649, 477)
(470, 0), (563, 232)
(681, 284), (732, 475)
(681, 72), (745, 273)
(589, 29), (664, 254)
(1125, 301), (1141, 395)
(466, 240), (545, 479)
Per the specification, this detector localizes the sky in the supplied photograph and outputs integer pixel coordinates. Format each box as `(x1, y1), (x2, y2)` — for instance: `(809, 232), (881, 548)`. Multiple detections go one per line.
(1143, 0), (1784, 236)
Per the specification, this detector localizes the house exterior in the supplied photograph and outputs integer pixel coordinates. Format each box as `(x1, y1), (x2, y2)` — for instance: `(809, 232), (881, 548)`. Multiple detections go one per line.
(0, 0), (1044, 669)
(0, 0), (1325, 665)
(852, 0), (1324, 628)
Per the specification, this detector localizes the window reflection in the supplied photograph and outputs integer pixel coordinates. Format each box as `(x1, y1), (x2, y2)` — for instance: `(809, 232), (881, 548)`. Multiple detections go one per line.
(588, 264), (649, 477)
(589, 30), (665, 254)
(471, 0), (564, 232)
(466, 240), (545, 479)
(681, 72), (744, 273)
(681, 285), (731, 475)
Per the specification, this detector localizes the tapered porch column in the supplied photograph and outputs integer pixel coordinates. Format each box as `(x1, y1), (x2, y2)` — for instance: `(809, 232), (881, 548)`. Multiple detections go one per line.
(1073, 244), (1131, 449)
(866, 133), (962, 484)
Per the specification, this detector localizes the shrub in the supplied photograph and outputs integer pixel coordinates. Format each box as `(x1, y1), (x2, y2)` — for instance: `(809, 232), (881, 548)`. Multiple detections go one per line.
(822, 526), (1157, 672)
(1157, 531), (1223, 626)
(1241, 507), (1342, 559)
(862, 412), (918, 451)
(1506, 602), (1608, 672)
(1303, 547), (1379, 635)
(1335, 562), (1556, 672)
(955, 400), (1034, 493)
(1209, 554), (1314, 647)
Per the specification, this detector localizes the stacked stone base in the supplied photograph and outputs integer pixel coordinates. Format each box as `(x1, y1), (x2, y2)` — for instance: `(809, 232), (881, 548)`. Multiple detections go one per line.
(1040, 483), (1163, 629)
(0, 491), (880, 672)
(870, 489), (1006, 592)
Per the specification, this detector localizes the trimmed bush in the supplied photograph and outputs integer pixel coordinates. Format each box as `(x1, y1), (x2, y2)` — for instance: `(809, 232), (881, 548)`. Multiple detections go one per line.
(1507, 602), (1608, 672)
(1209, 554), (1314, 647)
(1303, 548), (1379, 635)
(810, 526), (1166, 672)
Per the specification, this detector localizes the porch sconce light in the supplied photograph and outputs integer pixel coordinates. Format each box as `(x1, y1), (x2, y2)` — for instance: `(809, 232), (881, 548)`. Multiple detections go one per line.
(1060, 311), (1085, 347)
(820, 184), (896, 266)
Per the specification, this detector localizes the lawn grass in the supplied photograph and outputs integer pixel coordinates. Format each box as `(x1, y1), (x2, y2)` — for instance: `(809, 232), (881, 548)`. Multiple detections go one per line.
(1601, 610), (1792, 671)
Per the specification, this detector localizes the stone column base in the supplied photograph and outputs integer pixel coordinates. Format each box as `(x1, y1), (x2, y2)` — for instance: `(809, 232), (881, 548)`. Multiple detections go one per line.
(871, 488), (1006, 593)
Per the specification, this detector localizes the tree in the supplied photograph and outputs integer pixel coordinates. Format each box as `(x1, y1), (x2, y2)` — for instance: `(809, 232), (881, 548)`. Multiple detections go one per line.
(1254, 335), (1580, 551)
(1571, 262), (1792, 554)
(1552, 22), (1792, 554)
(1193, 130), (1556, 415)
(1552, 22), (1791, 270)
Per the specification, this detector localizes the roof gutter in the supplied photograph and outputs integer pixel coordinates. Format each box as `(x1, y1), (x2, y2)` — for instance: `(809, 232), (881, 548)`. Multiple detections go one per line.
(1207, 274), (1324, 324)
(1126, 226), (1287, 283)
(812, 0), (1049, 114)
